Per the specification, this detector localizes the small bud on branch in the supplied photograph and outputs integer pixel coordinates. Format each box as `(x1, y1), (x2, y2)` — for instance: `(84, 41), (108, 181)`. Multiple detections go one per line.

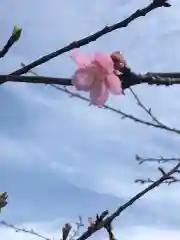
(0, 25), (22, 58)
(0, 192), (8, 212)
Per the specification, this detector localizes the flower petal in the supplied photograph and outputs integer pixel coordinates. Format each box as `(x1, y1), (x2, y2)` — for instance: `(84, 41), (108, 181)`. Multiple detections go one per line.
(71, 49), (92, 67)
(93, 52), (114, 74)
(106, 73), (122, 95)
(72, 68), (94, 91)
(90, 81), (109, 106)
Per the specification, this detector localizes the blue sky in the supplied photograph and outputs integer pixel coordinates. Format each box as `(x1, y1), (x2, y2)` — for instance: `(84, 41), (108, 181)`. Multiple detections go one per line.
(1, 0), (180, 239)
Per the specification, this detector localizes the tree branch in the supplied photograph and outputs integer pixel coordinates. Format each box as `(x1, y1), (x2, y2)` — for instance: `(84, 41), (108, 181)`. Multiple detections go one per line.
(76, 161), (180, 240)
(135, 165), (180, 185)
(0, 26), (22, 58)
(0, 74), (71, 86)
(0, 221), (51, 240)
(129, 87), (164, 125)
(0, 0), (171, 84)
(2, 69), (180, 89)
(136, 155), (180, 164)
(135, 177), (180, 185)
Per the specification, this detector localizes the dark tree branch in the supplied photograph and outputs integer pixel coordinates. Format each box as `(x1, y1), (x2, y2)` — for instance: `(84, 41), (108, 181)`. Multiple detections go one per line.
(120, 69), (180, 89)
(136, 155), (180, 164)
(0, 26), (22, 58)
(2, 69), (180, 89)
(76, 162), (180, 240)
(0, 74), (71, 86)
(0, 0), (170, 84)
(0, 36), (16, 58)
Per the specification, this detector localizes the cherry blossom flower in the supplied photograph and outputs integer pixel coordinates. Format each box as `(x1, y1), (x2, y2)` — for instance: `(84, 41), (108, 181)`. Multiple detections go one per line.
(71, 50), (124, 106)
(88, 217), (96, 226)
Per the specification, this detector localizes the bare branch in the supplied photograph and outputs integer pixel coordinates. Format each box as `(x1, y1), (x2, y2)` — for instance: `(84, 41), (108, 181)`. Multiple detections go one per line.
(129, 87), (164, 126)
(0, 221), (51, 240)
(0, 74), (71, 86)
(0, 0), (171, 83)
(0, 216), (85, 240)
(135, 177), (180, 185)
(2, 69), (180, 90)
(44, 83), (180, 135)
(136, 155), (180, 164)
(75, 162), (180, 240)
(68, 216), (84, 240)
(135, 159), (180, 185)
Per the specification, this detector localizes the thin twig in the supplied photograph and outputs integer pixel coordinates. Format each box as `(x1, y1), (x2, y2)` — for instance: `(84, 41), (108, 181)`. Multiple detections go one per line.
(0, 217), (84, 240)
(128, 86), (179, 135)
(129, 87), (164, 125)
(136, 155), (180, 164)
(0, 0), (171, 83)
(135, 177), (180, 185)
(45, 83), (180, 135)
(0, 221), (51, 240)
(2, 70), (180, 89)
(69, 216), (84, 240)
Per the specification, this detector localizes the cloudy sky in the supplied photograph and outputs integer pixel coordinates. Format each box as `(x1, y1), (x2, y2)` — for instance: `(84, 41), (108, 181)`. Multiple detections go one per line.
(1, 0), (180, 239)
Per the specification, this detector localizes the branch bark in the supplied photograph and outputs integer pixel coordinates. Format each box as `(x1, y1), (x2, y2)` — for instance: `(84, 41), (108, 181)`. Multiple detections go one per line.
(2, 69), (180, 89)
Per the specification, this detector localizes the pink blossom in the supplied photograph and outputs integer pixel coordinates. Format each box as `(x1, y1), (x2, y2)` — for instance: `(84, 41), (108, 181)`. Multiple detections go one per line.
(88, 217), (96, 226)
(71, 50), (123, 106)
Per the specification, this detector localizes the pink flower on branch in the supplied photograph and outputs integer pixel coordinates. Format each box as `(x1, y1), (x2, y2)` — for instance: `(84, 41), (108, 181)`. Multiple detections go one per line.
(71, 50), (125, 106)
(88, 217), (96, 227)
